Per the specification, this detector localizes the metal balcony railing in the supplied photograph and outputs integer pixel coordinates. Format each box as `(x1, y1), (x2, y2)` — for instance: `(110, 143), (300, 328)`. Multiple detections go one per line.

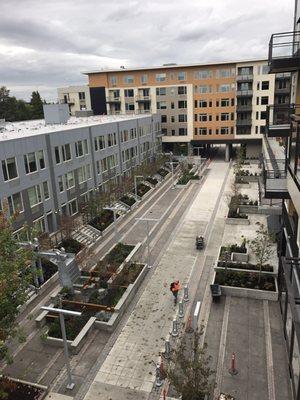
(236, 119), (252, 126)
(269, 31), (300, 73)
(106, 96), (121, 103)
(236, 104), (252, 112)
(262, 159), (288, 198)
(266, 104), (295, 137)
(236, 89), (253, 97)
(236, 74), (253, 81)
(135, 95), (151, 102)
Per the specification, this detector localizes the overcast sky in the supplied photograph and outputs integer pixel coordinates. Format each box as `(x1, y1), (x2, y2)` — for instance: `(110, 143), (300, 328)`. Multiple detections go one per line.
(0, 0), (295, 101)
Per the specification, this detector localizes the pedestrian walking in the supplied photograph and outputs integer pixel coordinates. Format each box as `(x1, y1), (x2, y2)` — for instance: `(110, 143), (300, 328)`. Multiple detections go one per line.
(170, 280), (181, 305)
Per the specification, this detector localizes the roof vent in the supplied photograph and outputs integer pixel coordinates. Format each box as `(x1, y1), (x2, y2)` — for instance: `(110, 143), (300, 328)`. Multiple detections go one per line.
(43, 104), (70, 125)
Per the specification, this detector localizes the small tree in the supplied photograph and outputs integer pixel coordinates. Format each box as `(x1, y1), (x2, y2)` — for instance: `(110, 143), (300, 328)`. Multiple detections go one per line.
(166, 328), (215, 400)
(248, 222), (274, 282)
(233, 146), (245, 177)
(0, 211), (33, 363)
(59, 214), (80, 239)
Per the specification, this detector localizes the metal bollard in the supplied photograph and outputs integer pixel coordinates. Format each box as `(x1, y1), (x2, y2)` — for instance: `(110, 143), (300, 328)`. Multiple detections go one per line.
(155, 363), (163, 387)
(171, 318), (178, 337)
(183, 285), (189, 302)
(178, 300), (184, 318)
(228, 352), (238, 375)
(164, 339), (171, 359)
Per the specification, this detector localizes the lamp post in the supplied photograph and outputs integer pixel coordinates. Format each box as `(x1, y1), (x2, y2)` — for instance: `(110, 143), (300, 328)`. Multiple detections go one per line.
(135, 215), (160, 268)
(41, 304), (81, 390)
(134, 175), (143, 198)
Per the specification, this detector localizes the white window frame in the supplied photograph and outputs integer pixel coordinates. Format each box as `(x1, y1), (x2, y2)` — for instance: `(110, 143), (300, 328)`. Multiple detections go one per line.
(2, 157), (19, 181)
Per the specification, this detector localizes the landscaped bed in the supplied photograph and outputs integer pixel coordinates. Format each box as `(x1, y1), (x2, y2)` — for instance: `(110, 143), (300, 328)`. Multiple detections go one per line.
(0, 376), (46, 400)
(134, 183), (151, 197)
(146, 177), (158, 186)
(47, 313), (91, 340)
(157, 168), (169, 177)
(120, 195), (136, 207)
(177, 171), (199, 185)
(219, 243), (247, 260)
(215, 270), (276, 291)
(40, 258), (58, 282)
(58, 237), (83, 254)
(216, 261), (274, 272)
(89, 209), (118, 232)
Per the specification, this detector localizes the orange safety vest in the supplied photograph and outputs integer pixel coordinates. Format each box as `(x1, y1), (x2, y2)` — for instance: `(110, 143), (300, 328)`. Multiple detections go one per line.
(172, 282), (181, 292)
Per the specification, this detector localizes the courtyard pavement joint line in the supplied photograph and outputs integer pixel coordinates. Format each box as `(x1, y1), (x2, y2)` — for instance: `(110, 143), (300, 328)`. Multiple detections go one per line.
(263, 300), (276, 400)
(213, 295), (231, 397)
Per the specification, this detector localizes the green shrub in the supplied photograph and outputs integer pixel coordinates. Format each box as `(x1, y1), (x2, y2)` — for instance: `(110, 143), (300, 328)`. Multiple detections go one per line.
(215, 270), (275, 291)
(59, 238), (83, 254)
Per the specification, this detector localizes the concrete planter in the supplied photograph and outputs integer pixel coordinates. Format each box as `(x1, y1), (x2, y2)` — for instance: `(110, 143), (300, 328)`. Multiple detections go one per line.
(212, 271), (278, 301)
(95, 263), (148, 332)
(215, 266), (276, 277)
(44, 316), (96, 354)
(217, 246), (249, 263)
(236, 175), (259, 183)
(238, 205), (259, 214)
(225, 217), (250, 225)
(175, 179), (192, 189)
(236, 182), (250, 188)
(0, 376), (48, 400)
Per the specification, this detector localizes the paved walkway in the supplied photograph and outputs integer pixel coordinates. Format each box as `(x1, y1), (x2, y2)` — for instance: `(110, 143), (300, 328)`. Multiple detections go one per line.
(83, 160), (230, 399)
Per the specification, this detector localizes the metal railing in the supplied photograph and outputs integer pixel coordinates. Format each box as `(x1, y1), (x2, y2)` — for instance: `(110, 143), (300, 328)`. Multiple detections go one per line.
(236, 74), (253, 81)
(236, 89), (253, 96)
(236, 119), (252, 126)
(269, 31), (300, 72)
(106, 96), (121, 102)
(236, 104), (252, 112)
(266, 104), (300, 136)
(135, 95), (151, 102)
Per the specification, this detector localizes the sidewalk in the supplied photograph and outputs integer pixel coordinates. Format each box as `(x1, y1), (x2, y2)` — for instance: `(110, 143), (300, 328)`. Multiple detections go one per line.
(83, 161), (230, 400)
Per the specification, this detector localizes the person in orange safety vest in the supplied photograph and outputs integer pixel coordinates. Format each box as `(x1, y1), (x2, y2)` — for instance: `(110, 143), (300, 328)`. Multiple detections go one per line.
(170, 280), (181, 304)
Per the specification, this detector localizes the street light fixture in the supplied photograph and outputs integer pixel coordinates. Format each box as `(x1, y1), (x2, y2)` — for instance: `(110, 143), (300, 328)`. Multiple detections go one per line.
(135, 214), (161, 268)
(41, 304), (81, 390)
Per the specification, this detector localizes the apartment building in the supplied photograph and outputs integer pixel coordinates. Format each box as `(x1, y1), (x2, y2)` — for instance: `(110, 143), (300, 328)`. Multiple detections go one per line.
(57, 85), (92, 116)
(0, 110), (161, 237)
(83, 59), (290, 159)
(263, 1), (300, 398)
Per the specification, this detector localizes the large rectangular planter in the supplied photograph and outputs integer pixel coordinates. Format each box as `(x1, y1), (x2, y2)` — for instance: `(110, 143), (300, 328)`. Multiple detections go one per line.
(236, 175), (259, 183)
(95, 263), (148, 332)
(175, 179), (192, 189)
(238, 205), (259, 214)
(225, 217), (250, 225)
(212, 271), (278, 301)
(0, 376), (48, 400)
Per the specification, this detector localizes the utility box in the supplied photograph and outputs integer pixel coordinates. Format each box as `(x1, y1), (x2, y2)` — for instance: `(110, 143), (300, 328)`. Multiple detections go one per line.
(43, 104), (70, 125)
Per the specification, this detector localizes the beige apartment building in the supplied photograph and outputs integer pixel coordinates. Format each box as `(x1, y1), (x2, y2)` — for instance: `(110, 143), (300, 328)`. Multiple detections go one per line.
(57, 85), (91, 116)
(83, 59), (291, 158)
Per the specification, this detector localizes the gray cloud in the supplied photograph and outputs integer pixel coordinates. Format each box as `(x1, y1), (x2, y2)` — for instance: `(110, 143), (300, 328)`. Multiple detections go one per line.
(0, 0), (295, 101)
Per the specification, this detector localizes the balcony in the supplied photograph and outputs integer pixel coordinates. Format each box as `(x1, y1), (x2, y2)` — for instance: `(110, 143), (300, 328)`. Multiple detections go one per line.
(236, 104), (252, 112)
(236, 119), (252, 126)
(268, 31), (300, 73)
(136, 109), (152, 114)
(262, 160), (289, 198)
(106, 96), (121, 103)
(266, 104), (296, 137)
(236, 74), (253, 82)
(136, 95), (151, 102)
(236, 90), (253, 97)
(274, 86), (291, 94)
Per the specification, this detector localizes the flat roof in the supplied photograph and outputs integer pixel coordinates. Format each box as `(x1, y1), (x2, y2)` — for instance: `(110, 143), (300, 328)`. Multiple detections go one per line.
(82, 58), (268, 75)
(0, 114), (153, 142)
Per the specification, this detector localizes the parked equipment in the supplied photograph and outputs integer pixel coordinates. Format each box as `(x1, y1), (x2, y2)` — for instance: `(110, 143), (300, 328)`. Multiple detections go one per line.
(195, 236), (204, 250)
(210, 284), (221, 301)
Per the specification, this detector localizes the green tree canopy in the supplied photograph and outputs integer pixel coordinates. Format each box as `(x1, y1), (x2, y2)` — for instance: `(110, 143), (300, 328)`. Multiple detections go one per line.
(30, 91), (44, 119)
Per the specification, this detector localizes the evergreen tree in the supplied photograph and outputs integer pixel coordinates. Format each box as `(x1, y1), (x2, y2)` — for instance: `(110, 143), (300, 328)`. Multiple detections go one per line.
(30, 91), (44, 119)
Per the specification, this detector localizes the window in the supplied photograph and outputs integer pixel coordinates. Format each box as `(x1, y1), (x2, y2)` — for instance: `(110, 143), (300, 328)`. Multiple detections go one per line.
(161, 128), (168, 135)
(33, 217), (46, 233)
(124, 75), (134, 84)
(195, 70), (212, 79)
(43, 181), (50, 199)
(161, 115), (167, 123)
(78, 165), (91, 184)
(178, 128), (187, 136)
(278, 80), (287, 89)
(199, 114), (207, 122)
(124, 89), (134, 97)
(37, 150), (45, 169)
(58, 175), (64, 192)
(107, 133), (117, 147)
(178, 114), (187, 122)
(199, 100), (208, 108)
(199, 128), (207, 135)
(55, 146), (60, 164)
(261, 96), (269, 105)
(216, 69), (232, 78)
(125, 103), (135, 111)
(94, 135), (106, 151)
(178, 100), (187, 108)
(7, 192), (23, 215)
(176, 87), (186, 96)
(79, 92), (85, 100)
(171, 116), (175, 123)
(2, 157), (18, 181)
(221, 113), (229, 121)
(260, 126), (266, 134)
(24, 152), (37, 174)
(157, 101), (167, 109)
(194, 114), (197, 122)
(260, 111), (267, 120)
(218, 84), (231, 92)
(178, 71), (186, 81)
(75, 139), (89, 157)
(110, 76), (117, 85)
(156, 73), (166, 82)
(156, 87), (166, 96)
(68, 199), (78, 216)
(261, 81), (269, 90)
(220, 127), (229, 135)
(61, 144), (72, 162)
(261, 65), (269, 74)
(28, 185), (42, 207)
(171, 102), (175, 109)
(65, 171), (75, 189)
(141, 74), (148, 84)
(220, 98), (230, 107)
(198, 85), (212, 93)
(171, 130), (175, 136)
(194, 128), (198, 135)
